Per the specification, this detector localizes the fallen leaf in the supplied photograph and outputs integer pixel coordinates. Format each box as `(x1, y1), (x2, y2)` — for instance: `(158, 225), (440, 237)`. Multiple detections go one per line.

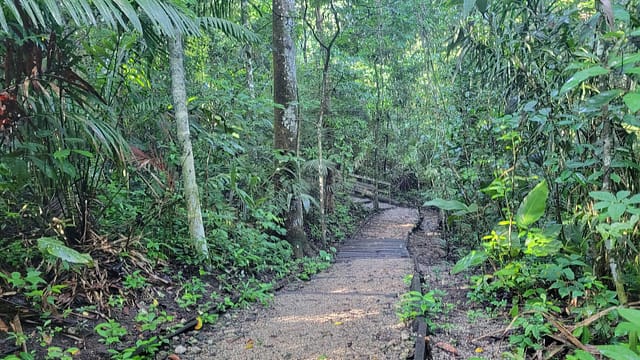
(435, 341), (459, 355)
(333, 321), (343, 325)
(475, 347), (484, 353)
(246, 339), (254, 349)
(0, 318), (8, 332)
(194, 316), (203, 330)
(167, 355), (181, 360)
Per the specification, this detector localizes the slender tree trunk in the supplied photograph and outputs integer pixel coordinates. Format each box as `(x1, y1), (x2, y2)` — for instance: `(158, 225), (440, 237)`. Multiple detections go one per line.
(601, 107), (627, 304)
(273, 0), (311, 257)
(168, 34), (209, 259)
(304, 0), (340, 245)
(241, 0), (255, 98)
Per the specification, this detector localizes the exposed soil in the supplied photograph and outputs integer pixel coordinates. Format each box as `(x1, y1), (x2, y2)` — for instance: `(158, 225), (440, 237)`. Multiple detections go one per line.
(409, 209), (509, 359)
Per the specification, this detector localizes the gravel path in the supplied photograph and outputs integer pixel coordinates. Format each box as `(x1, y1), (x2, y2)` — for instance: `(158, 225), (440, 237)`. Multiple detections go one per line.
(184, 206), (419, 360)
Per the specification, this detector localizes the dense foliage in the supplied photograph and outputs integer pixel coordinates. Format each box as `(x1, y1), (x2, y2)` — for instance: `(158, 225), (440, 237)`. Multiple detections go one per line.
(1, 0), (640, 359)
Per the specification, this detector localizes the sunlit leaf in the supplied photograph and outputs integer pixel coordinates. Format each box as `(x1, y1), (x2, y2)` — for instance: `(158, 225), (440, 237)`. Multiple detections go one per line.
(623, 92), (640, 113)
(451, 250), (487, 274)
(560, 66), (609, 95)
(37, 237), (93, 265)
(590, 191), (616, 202)
(515, 180), (548, 229)
(598, 344), (640, 360)
(618, 307), (640, 327)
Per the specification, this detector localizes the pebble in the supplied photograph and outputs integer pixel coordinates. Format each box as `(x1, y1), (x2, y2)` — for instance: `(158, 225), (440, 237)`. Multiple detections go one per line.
(401, 331), (410, 341)
(174, 345), (187, 354)
(190, 346), (202, 354)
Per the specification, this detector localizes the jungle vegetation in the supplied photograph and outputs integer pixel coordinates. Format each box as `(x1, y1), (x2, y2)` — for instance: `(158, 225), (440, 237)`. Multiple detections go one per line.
(1, 0), (640, 359)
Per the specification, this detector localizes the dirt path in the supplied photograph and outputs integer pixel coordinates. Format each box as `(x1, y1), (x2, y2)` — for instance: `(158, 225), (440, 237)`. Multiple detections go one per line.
(182, 206), (419, 360)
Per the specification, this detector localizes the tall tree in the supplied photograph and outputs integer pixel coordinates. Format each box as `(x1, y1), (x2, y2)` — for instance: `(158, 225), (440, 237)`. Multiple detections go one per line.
(168, 33), (209, 259)
(273, 0), (312, 257)
(303, 0), (340, 245)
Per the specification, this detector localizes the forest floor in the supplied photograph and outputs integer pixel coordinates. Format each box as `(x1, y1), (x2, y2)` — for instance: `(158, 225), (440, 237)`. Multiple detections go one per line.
(408, 210), (509, 359)
(0, 200), (511, 359)
(169, 202), (509, 360)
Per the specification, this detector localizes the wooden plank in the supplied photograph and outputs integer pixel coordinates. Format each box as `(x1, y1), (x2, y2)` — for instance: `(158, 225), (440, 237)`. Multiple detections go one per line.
(414, 319), (429, 360)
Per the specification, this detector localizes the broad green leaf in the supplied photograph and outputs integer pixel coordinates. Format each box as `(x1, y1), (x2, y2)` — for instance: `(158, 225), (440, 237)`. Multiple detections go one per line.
(610, 53), (640, 68)
(624, 67), (640, 75)
(560, 66), (609, 95)
(618, 308), (640, 327)
(624, 92), (640, 113)
(628, 194), (640, 204)
(615, 321), (639, 336)
(423, 198), (472, 213)
(598, 345), (640, 360)
(590, 191), (616, 202)
(586, 90), (623, 107)
(524, 231), (562, 257)
(451, 250), (487, 274)
(568, 349), (597, 360)
(37, 237), (93, 265)
(617, 190), (631, 200)
(476, 0), (488, 12)
(53, 149), (71, 160)
(608, 203), (626, 221)
(463, 0), (476, 17)
(515, 180), (549, 229)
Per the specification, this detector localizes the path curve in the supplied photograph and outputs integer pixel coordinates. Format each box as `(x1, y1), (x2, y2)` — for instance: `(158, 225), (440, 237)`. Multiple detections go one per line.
(186, 206), (418, 360)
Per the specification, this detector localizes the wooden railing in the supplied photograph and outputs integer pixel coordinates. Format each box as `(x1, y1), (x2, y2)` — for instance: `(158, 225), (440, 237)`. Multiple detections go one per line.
(350, 174), (391, 198)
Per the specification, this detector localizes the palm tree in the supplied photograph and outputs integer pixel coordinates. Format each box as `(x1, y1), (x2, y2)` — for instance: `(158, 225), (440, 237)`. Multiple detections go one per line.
(0, 0), (253, 259)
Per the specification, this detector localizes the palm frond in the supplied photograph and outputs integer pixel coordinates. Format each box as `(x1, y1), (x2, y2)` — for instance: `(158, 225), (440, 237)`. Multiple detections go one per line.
(1, 0), (201, 38)
(199, 17), (258, 43)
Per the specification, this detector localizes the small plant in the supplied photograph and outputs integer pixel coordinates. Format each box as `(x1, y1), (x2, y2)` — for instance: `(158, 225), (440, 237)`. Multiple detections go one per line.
(177, 277), (207, 309)
(107, 295), (126, 309)
(44, 346), (79, 360)
(239, 279), (273, 307)
(135, 304), (174, 332)
(122, 270), (147, 290)
(396, 288), (447, 330)
(95, 319), (128, 346)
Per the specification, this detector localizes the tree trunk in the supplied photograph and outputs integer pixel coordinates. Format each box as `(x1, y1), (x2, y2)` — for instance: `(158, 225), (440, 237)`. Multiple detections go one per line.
(273, 0), (311, 258)
(601, 107), (627, 304)
(241, 0), (255, 98)
(304, 0), (340, 245)
(168, 34), (209, 259)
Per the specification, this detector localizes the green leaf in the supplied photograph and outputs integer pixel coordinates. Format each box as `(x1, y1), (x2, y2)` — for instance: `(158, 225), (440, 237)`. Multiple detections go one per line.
(560, 66), (609, 95)
(72, 149), (94, 158)
(598, 345), (640, 360)
(608, 203), (626, 221)
(53, 149), (71, 160)
(476, 0), (488, 12)
(515, 180), (549, 229)
(568, 349), (597, 360)
(618, 308), (640, 328)
(462, 0), (476, 17)
(624, 92), (640, 113)
(423, 198), (475, 215)
(586, 90), (623, 107)
(37, 237), (93, 265)
(590, 191), (617, 202)
(451, 250), (487, 274)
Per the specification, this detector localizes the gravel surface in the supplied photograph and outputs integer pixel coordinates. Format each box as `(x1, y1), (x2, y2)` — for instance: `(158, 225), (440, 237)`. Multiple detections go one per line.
(183, 206), (419, 360)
